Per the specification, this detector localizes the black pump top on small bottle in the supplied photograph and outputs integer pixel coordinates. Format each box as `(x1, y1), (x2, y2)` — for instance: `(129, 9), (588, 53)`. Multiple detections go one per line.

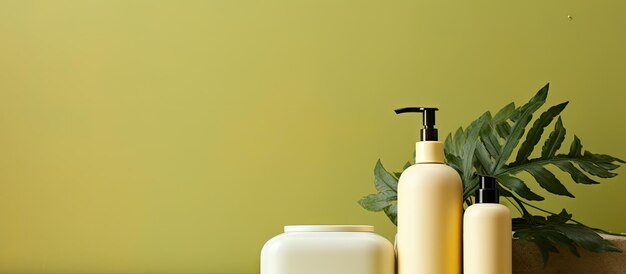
(394, 107), (439, 141)
(475, 175), (500, 203)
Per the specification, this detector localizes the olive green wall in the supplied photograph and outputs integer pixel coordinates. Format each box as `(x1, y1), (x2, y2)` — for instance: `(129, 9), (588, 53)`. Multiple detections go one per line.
(1, 0), (624, 273)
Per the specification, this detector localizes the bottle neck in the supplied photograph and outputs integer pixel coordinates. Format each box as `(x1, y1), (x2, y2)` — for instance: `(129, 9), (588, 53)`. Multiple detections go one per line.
(415, 141), (444, 163)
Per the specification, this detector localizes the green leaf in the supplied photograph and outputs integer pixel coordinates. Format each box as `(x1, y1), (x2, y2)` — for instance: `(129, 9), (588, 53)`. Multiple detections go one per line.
(546, 209), (573, 224)
(474, 142), (493, 174)
(553, 161), (599, 184)
(584, 152), (626, 164)
(493, 84), (549, 172)
(535, 235), (561, 265)
(552, 224), (622, 253)
(576, 155), (618, 178)
(453, 127), (466, 156)
(374, 160), (398, 192)
(541, 117), (566, 158)
(544, 229), (581, 258)
(514, 227), (561, 265)
(495, 122), (512, 140)
(461, 113), (490, 193)
(358, 191), (395, 211)
(359, 160), (399, 221)
(493, 102), (516, 124)
(596, 161), (621, 171)
(513, 208), (621, 263)
(384, 204), (397, 225)
(524, 165), (575, 197)
(568, 135), (582, 157)
(497, 174), (544, 201)
(492, 102), (515, 139)
(480, 122), (502, 158)
(516, 102), (568, 163)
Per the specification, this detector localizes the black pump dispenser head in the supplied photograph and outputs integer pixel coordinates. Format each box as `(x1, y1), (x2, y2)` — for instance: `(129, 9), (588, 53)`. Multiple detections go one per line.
(394, 107), (439, 141)
(475, 175), (500, 203)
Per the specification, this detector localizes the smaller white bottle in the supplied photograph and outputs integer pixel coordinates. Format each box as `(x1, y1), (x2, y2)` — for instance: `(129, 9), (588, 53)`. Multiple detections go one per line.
(463, 175), (512, 274)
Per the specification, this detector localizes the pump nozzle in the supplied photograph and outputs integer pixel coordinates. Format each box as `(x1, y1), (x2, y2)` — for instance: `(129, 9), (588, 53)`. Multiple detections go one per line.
(475, 175), (499, 203)
(394, 107), (439, 141)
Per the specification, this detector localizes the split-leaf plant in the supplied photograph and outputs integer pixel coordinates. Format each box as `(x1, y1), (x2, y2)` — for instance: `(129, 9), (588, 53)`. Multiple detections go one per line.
(359, 83), (624, 264)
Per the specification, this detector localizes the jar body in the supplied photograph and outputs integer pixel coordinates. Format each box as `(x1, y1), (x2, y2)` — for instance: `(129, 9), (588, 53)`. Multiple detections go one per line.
(260, 225), (395, 274)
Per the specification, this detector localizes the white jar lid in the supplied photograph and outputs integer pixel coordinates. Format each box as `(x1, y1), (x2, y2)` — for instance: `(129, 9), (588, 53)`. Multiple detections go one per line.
(284, 225), (374, 232)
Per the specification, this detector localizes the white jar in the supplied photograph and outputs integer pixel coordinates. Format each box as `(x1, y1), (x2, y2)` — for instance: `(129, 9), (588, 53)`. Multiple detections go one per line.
(261, 225), (395, 274)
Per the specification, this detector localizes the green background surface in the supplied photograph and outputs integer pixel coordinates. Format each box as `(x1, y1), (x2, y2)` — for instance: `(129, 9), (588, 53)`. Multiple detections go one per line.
(1, 0), (625, 273)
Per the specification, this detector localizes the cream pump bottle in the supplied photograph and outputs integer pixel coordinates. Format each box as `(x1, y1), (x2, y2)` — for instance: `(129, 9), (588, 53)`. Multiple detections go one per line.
(395, 107), (462, 274)
(463, 175), (512, 274)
